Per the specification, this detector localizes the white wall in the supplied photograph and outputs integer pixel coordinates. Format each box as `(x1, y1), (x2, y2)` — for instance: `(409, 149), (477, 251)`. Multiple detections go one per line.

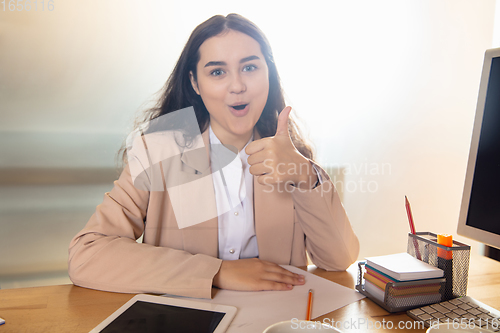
(0, 0), (497, 261)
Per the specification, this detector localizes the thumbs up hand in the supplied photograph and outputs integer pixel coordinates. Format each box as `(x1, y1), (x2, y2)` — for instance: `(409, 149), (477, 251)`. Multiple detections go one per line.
(245, 106), (318, 189)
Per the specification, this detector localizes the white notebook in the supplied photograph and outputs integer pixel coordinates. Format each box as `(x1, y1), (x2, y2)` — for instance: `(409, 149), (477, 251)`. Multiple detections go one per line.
(365, 252), (444, 281)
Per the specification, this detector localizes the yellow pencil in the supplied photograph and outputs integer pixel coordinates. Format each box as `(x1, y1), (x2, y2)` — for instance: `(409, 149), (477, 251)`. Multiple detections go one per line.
(306, 289), (313, 321)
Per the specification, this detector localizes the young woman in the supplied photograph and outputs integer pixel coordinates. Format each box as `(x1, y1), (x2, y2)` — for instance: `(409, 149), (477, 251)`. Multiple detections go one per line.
(68, 14), (359, 299)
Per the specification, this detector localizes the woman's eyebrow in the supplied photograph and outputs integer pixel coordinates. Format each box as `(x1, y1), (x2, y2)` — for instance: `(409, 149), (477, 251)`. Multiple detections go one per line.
(240, 55), (260, 63)
(204, 55), (260, 68)
(205, 61), (226, 67)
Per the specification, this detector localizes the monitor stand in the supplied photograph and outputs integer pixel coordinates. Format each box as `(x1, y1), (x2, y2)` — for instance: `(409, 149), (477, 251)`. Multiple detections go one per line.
(485, 246), (500, 262)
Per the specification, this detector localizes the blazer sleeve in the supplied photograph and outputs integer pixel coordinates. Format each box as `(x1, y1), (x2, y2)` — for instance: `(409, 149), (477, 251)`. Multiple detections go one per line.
(290, 162), (360, 271)
(67, 164), (222, 299)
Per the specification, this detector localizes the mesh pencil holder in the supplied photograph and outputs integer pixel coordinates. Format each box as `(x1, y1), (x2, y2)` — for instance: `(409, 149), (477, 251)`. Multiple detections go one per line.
(407, 232), (471, 301)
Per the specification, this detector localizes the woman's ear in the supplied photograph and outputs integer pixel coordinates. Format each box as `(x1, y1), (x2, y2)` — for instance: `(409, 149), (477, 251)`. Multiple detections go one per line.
(189, 71), (200, 95)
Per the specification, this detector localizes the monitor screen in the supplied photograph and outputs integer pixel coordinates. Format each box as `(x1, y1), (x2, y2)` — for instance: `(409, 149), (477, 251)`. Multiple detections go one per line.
(458, 48), (500, 249)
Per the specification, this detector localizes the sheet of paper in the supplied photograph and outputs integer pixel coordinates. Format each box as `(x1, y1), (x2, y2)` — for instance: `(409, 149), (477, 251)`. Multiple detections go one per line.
(195, 266), (365, 333)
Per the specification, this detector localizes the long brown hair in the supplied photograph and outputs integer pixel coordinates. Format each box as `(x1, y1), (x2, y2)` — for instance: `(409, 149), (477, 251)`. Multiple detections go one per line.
(120, 14), (313, 163)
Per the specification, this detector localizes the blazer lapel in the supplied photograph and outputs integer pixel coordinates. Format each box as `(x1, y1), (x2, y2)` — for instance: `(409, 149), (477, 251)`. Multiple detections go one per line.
(179, 129), (219, 257)
(179, 131), (211, 175)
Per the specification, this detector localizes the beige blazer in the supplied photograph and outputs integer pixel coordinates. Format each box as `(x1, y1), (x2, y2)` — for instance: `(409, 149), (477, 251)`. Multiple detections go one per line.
(68, 129), (359, 299)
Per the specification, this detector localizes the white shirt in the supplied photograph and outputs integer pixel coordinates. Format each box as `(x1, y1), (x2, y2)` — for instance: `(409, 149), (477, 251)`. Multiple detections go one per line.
(209, 127), (259, 260)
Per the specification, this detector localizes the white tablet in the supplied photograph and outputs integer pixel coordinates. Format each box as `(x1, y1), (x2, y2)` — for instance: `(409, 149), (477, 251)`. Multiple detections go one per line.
(89, 294), (237, 333)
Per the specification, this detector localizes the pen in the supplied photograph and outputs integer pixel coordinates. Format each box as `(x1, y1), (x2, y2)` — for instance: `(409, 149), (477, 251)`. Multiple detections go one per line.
(405, 196), (416, 234)
(405, 196), (421, 260)
(306, 289), (313, 321)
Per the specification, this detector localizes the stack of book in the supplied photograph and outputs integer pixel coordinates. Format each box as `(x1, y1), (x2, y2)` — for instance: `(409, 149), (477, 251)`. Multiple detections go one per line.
(364, 253), (444, 305)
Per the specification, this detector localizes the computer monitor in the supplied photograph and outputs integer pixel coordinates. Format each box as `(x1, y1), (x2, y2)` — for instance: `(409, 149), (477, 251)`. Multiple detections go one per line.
(457, 48), (500, 250)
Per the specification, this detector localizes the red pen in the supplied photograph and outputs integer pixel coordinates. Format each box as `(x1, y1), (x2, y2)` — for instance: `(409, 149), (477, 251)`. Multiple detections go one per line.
(405, 196), (421, 260)
(405, 196), (416, 234)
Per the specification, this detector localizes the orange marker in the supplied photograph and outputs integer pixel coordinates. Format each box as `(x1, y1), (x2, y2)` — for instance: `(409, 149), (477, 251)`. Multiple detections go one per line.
(437, 234), (453, 259)
(437, 234), (453, 299)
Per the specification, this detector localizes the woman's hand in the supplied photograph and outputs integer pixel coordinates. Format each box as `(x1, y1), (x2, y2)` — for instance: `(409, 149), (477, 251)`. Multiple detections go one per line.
(245, 106), (318, 189)
(212, 258), (305, 291)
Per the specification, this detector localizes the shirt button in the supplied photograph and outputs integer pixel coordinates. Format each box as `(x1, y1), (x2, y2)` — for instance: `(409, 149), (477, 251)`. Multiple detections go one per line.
(234, 211), (239, 216)
(229, 249), (235, 254)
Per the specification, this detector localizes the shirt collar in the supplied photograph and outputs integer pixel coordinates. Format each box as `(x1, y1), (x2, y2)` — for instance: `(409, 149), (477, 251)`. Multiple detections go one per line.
(209, 125), (253, 154)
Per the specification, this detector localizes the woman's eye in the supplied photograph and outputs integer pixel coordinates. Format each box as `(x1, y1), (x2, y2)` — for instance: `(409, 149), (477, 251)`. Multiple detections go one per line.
(210, 69), (225, 76)
(243, 64), (257, 72)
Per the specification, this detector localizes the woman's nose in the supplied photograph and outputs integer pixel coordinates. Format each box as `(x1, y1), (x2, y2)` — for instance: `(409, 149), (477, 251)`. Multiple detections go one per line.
(229, 73), (246, 94)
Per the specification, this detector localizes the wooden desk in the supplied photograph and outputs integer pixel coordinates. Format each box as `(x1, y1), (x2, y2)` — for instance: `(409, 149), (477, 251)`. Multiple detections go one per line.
(0, 255), (499, 333)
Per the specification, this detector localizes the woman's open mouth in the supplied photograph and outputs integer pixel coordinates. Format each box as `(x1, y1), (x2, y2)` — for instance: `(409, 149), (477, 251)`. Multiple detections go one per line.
(229, 103), (249, 117)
